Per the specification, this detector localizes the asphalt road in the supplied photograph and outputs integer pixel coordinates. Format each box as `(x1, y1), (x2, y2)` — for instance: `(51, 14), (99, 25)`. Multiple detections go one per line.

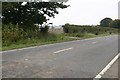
(2, 35), (119, 78)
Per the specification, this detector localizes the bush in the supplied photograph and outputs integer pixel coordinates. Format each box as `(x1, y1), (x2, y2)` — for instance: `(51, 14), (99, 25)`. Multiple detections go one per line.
(62, 25), (69, 33)
(2, 23), (28, 46)
(62, 24), (118, 34)
(2, 23), (59, 46)
(40, 25), (49, 34)
(109, 20), (120, 28)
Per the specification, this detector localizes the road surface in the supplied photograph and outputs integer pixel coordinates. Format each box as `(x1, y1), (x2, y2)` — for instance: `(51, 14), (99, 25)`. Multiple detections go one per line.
(102, 60), (118, 78)
(2, 35), (119, 78)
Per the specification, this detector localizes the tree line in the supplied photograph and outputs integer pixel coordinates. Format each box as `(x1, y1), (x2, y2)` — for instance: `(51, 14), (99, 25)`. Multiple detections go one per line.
(100, 17), (120, 28)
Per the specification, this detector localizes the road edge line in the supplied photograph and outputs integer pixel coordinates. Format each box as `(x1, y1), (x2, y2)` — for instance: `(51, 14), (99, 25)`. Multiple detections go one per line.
(93, 52), (120, 80)
(1, 35), (117, 53)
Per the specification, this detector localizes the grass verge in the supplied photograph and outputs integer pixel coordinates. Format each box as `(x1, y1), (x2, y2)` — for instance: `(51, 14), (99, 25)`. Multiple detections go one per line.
(2, 37), (75, 51)
(2, 33), (118, 51)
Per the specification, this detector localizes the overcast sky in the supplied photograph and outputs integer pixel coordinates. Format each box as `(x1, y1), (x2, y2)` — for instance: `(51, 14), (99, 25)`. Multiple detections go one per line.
(48, 0), (119, 25)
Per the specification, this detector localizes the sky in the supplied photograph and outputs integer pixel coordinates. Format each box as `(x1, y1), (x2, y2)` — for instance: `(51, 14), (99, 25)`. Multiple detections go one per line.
(48, 0), (120, 25)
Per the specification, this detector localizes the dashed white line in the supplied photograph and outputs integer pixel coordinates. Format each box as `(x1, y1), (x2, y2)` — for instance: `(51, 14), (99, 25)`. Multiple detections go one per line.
(24, 59), (28, 61)
(54, 47), (73, 54)
(93, 53), (120, 80)
(92, 42), (97, 44)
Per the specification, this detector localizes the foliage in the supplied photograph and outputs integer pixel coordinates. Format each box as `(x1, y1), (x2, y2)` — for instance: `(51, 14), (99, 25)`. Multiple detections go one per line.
(109, 19), (120, 28)
(62, 24), (118, 34)
(2, 23), (118, 50)
(2, 2), (70, 47)
(2, 2), (69, 28)
(40, 25), (49, 34)
(2, 23), (28, 46)
(62, 23), (70, 33)
(100, 18), (112, 27)
(2, 23), (66, 47)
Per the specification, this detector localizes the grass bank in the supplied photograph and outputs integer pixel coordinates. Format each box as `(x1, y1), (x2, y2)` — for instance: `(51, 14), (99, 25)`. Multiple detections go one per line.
(2, 34), (75, 51)
(2, 32), (117, 51)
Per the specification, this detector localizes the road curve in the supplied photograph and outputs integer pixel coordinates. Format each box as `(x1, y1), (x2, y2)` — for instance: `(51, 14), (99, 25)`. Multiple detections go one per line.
(2, 35), (119, 78)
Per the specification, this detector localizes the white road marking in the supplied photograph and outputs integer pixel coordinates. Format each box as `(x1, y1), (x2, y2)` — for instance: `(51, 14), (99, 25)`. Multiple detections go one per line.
(93, 53), (120, 80)
(92, 42), (97, 44)
(25, 59), (28, 61)
(54, 47), (73, 54)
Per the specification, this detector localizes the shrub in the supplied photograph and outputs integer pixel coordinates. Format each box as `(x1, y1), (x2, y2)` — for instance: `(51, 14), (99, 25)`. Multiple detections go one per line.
(40, 25), (49, 34)
(62, 25), (69, 33)
(2, 23), (28, 46)
(62, 24), (118, 34)
(109, 20), (120, 28)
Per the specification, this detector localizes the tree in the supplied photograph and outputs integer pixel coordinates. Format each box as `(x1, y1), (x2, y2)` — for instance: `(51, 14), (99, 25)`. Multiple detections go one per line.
(109, 19), (120, 28)
(2, 2), (69, 30)
(100, 18), (112, 27)
(62, 23), (70, 33)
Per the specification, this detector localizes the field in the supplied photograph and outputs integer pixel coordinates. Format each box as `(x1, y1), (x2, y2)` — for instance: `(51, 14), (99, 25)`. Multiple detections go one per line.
(48, 30), (63, 34)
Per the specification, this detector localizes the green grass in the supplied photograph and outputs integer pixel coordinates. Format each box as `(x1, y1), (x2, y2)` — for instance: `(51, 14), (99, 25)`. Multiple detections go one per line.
(2, 36), (75, 51)
(64, 32), (117, 38)
(2, 23), (118, 51)
(2, 32), (118, 51)
(82, 33), (117, 38)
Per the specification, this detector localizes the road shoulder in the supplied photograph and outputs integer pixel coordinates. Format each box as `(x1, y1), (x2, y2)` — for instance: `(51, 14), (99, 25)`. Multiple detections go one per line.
(101, 60), (118, 78)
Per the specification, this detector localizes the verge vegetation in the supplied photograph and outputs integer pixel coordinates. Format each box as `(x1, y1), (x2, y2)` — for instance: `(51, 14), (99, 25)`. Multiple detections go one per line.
(1, 2), (119, 51)
(2, 23), (118, 51)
